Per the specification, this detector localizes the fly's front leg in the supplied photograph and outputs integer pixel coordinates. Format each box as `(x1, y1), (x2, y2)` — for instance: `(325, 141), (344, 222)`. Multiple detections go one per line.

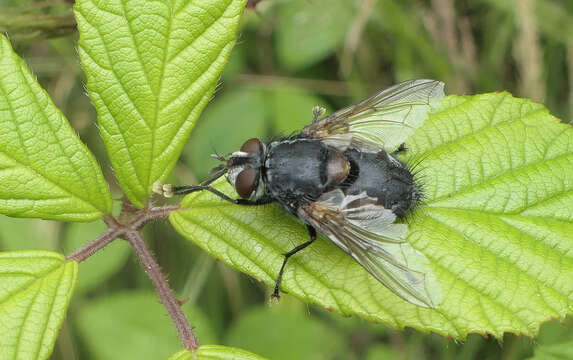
(156, 183), (274, 206)
(272, 225), (317, 300)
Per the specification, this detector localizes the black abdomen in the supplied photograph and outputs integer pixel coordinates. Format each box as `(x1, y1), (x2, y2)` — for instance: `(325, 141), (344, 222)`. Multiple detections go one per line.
(264, 139), (419, 218)
(342, 149), (419, 218)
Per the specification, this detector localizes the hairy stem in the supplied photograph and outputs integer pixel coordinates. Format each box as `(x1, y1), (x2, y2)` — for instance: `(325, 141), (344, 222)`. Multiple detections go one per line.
(132, 205), (180, 230)
(66, 227), (124, 262)
(124, 230), (198, 350)
(65, 204), (191, 349)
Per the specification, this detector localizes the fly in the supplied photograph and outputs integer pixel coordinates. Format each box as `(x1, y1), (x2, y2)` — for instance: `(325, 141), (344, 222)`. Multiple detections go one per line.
(156, 79), (445, 308)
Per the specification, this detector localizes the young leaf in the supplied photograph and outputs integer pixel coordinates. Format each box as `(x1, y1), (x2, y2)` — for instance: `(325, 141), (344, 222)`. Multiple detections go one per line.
(171, 92), (573, 339)
(0, 35), (112, 221)
(0, 251), (77, 359)
(75, 0), (248, 208)
(170, 346), (268, 360)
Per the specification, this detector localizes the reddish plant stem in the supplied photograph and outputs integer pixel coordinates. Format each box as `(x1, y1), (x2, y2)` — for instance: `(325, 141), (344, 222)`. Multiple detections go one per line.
(131, 205), (179, 230)
(66, 227), (124, 262)
(65, 206), (178, 263)
(65, 204), (194, 350)
(124, 230), (198, 350)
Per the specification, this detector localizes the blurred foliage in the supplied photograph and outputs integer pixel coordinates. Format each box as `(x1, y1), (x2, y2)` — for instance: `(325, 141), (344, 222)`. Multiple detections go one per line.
(0, 0), (75, 40)
(225, 297), (351, 360)
(74, 291), (217, 359)
(1, 0), (572, 359)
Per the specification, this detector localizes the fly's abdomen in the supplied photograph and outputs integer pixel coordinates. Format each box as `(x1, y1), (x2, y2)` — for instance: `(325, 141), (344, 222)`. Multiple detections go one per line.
(342, 149), (419, 218)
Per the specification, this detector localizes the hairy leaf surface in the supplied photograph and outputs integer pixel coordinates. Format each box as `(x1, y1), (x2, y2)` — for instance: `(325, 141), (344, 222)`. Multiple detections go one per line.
(171, 92), (573, 338)
(75, 0), (247, 207)
(0, 35), (112, 221)
(0, 251), (77, 359)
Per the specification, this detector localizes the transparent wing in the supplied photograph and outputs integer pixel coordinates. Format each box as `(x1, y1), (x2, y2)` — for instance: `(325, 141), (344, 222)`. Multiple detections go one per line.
(301, 79), (445, 152)
(299, 189), (442, 308)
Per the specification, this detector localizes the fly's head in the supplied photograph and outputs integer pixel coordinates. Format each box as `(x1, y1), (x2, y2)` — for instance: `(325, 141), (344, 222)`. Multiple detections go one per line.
(211, 138), (266, 200)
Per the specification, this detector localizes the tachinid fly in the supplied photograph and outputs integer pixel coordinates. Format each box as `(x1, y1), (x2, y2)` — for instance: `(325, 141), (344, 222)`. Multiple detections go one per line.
(157, 79), (445, 308)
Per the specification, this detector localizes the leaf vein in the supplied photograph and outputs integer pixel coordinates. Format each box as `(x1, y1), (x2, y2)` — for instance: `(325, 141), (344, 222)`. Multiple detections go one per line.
(429, 152), (573, 205)
(33, 264), (65, 357)
(424, 213), (571, 309)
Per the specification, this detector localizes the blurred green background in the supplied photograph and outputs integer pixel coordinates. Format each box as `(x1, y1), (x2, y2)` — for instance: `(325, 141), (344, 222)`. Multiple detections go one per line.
(1, 0), (572, 359)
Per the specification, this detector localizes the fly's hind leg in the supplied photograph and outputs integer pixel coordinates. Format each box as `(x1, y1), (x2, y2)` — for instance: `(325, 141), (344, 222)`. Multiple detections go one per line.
(392, 143), (408, 155)
(272, 225), (317, 300)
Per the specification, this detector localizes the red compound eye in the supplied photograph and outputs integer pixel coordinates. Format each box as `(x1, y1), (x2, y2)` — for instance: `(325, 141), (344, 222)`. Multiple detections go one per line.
(235, 168), (258, 198)
(240, 138), (262, 153)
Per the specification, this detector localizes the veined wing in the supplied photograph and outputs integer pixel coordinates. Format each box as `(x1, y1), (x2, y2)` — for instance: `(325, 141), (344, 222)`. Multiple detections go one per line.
(301, 79), (445, 152)
(299, 189), (442, 308)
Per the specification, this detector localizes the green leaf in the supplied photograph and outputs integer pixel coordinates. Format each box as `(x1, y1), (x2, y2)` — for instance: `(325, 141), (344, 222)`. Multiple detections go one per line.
(75, 0), (248, 208)
(62, 221), (130, 293)
(171, 92), (573, 339)
(0, 35), (112, 221)
(276, 0), (355, 71)
(170, 345), (268, 360)
(225, 305), (350, 360)
(0, 251), (78, 359)
(75, 291), (217, 360)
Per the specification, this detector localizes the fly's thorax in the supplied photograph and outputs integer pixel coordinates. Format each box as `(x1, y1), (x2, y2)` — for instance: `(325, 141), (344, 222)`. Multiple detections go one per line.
(263, 139), (350, 206)
(226, 138), (266, 200)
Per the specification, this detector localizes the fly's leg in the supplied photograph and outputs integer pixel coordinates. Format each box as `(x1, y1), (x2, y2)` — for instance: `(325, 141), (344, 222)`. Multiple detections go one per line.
(392, 143), (408, 155)
(163, 184), (274, 206)
(312, 105), (326, 123)
(272, 225), (317, 300)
